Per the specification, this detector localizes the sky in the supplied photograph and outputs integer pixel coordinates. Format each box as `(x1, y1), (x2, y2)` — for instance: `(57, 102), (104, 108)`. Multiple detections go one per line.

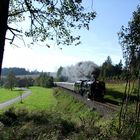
(2, 0), (140, 72)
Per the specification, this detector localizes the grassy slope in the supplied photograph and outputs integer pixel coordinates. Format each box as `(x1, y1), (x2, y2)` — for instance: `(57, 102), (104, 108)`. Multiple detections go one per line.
(12, 86), (57, 110)
(0, 88), (22, 103)
(52, 88), (100, 122)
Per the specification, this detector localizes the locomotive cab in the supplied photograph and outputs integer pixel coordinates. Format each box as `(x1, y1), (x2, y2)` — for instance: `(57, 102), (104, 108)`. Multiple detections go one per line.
(90, 80), (105, 100)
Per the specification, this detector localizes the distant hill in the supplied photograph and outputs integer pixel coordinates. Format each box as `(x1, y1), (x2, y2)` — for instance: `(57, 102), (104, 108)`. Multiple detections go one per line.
(1, 67), (40, 76)
(1, 67), (56, 78)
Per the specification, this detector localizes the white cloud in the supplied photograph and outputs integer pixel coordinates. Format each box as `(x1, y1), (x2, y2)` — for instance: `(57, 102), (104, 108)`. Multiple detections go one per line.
(2, 38), (124, 72)
(2, 43), (84, 72)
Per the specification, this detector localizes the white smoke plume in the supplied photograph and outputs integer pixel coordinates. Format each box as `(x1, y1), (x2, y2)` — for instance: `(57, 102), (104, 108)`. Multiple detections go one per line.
(61, 61), (98, 82)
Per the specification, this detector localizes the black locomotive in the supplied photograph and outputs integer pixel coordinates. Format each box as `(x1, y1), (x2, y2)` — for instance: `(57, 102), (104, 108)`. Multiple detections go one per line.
(74, 79), (105, 100)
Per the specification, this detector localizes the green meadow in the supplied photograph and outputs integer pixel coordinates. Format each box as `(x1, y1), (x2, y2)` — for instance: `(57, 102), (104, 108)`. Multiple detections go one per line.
(0, 88), (22, 103)
(0, 86), (139, 139)
(104, 83), (125, 104)
(12, 87), (57, 110)
(105, 83), (137, 105)
(0, 83), (135, 110)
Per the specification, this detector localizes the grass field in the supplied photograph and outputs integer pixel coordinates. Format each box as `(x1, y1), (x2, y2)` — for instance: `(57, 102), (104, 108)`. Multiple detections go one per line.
(12, 86), (57, 110)
(4, 87), (100, 122)
(104, 83), (125, 104)
(0, 83), (134, 109)
(106, 83), (126, 93)
(0, 86), (139, 139)
(0, 88), (22, 103)
(105, 83), (137, 105)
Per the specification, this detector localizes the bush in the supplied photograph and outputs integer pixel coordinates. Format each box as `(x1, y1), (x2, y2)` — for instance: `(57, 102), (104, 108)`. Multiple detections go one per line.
(0, 107), (17, 126)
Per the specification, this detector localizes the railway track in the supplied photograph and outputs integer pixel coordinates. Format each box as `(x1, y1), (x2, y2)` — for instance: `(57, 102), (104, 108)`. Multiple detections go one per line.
(55, 82), (119, 117)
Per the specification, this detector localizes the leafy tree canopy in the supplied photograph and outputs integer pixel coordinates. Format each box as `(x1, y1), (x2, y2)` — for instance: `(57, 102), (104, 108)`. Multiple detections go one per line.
(118, 4), (140, 73)
(35, 72), (54, 87)
(4, 71), (16, 90)
(7, 0), (96, 46)
(0, 0), (96, 75)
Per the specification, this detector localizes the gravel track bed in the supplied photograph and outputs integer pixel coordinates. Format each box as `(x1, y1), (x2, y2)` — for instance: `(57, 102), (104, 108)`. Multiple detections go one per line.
(59, 87), (119, 117)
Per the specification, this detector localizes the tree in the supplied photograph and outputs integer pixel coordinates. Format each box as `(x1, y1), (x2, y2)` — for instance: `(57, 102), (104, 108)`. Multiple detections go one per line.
(35, 73), (54, 87)
(0, 0), (10, 76)
(46, 76), (54, 88)
(0, 78), (5, 87)
(57, 66), (63, 78)
(56, 66), (66, 81)
(99, 57), (124, 81)
(16, 77), (34, 87)
(113, 60), (123, 79)
(118, 4), (140, 136)
(4, 71), (16, 90)
(0, 0), (96, 75)
(99, 56), (113, 80)
(118, 5), (140, 75)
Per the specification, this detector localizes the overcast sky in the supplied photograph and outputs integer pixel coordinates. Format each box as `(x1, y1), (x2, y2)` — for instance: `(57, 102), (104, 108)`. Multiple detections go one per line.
(2, 0), (140, 72)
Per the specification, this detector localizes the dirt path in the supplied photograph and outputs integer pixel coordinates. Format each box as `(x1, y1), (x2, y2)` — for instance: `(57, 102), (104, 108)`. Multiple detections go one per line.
(0, 88), (32, 109)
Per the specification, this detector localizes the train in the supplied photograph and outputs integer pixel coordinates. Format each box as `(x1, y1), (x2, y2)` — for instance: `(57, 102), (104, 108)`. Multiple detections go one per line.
(55, 79), (106, 100)
(74, 79), (105, 100)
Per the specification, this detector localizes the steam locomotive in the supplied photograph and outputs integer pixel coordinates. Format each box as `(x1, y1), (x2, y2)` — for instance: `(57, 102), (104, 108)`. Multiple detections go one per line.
(74, 79), (105, 100)
(56, 78), (105, 100)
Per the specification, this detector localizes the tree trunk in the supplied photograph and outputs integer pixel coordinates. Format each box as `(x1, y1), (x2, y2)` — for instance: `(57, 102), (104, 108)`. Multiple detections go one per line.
(0, 0), (10, 76)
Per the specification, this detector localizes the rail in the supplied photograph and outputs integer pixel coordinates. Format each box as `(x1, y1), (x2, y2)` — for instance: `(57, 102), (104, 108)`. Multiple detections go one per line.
(55, 82), (119, 117)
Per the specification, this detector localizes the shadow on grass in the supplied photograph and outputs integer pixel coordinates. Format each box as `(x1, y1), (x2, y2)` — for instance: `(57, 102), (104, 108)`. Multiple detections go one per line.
(104, 89), (138, 105)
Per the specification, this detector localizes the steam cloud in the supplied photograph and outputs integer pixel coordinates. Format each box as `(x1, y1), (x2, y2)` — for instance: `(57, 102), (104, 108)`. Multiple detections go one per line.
(61, 61), (98, 82)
